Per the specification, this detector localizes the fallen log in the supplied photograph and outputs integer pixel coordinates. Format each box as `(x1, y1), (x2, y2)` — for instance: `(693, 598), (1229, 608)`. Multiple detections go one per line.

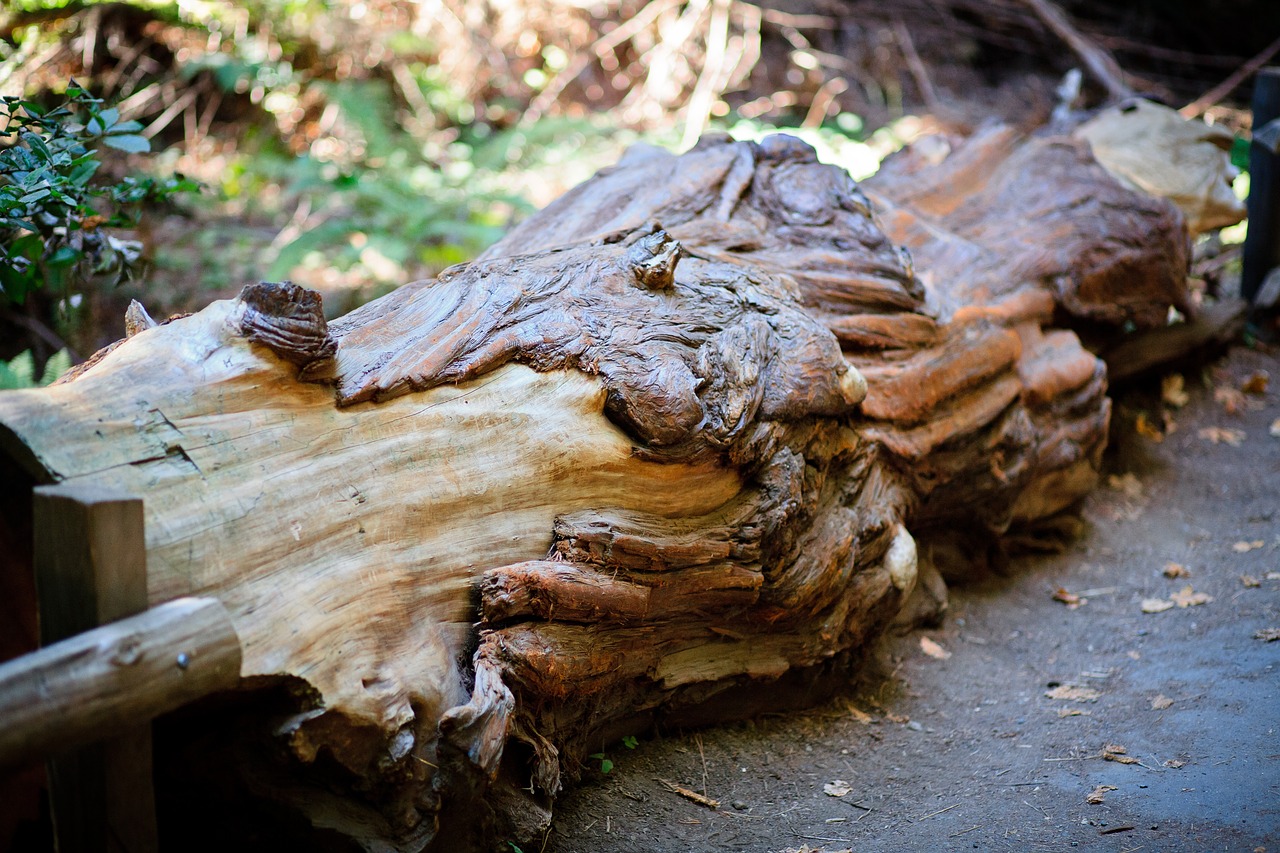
(0, 125), (1200, 850)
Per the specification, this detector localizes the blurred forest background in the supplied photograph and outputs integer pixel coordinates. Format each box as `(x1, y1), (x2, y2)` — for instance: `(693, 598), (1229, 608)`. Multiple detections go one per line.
(2, 0), (1277, 382)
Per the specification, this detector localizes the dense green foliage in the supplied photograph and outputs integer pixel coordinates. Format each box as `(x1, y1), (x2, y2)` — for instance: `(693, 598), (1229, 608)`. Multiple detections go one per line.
(0, 86), (197, 305)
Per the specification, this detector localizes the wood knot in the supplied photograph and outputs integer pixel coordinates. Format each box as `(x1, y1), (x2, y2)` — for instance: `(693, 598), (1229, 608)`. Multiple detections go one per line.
(626, 230), (681, 290)
(234, 281), (337, 367)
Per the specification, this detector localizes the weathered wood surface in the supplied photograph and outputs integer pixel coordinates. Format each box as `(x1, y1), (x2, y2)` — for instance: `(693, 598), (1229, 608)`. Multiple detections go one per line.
(0, 124), (1203, 850)
(0, 596), (240, 769)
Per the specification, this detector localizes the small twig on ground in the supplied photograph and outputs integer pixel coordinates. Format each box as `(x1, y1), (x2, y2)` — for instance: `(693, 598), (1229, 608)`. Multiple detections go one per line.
(915, 803), (959, 821)
(657, 778), (720, 809)
(1180, 33), (1280, 118)
(695, 732), (709, 798)
(793, 832), (853, 844)
(1100, 825), (1136, 835)
(1021, 0), (1132, 100)
(949, 824), (981, 837)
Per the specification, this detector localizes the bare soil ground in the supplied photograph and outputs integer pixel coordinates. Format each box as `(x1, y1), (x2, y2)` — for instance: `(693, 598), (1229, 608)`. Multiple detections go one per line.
(544, 343), (1280, 853)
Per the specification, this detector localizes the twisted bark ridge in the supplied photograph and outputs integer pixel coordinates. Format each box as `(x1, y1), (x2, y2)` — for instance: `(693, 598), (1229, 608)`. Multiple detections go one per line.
(0, 127), (1189, 850)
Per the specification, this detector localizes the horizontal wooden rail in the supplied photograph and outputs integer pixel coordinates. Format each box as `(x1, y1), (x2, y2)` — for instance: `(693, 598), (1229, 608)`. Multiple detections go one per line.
(0, 596), (241, 770)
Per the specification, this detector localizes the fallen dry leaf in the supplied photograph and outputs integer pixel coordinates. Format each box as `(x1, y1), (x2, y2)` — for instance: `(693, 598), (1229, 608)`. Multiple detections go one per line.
(1135, 411), (1164, 442)
(1058, 707), (1091, 718)
(920, 636), (951, 660)
(823, 780), (852, 797)
(1163, 562), (1191, 578)
(1241, 369), (1270, 395)
(1255, 628), (1280, 642)
(1086, 784), (1118, 804)
(1107, 472), (1144, 500)
(1268, 572), (1280, 581)
(1103, 744), (1140, 765)
(1170, 585), (1213, 608)
(1150, 694), (1174, 710)
(1233, 540), (1264, 553)
(1141, 598), (1174, 614)
(1163, 759), (1186, 769)
(1241, 575), (1262, 588)
(845, 702), (874, 725)
(1161, 374), (1190, 408)
(1199, 426), (1245, 446)
(1046, 685), (1102, 703)
(1271, 418), (1280, 438)
(883, 711), (909, 724)
(1053, 587), (1085, 608)
(1214, 386), (1248, 415)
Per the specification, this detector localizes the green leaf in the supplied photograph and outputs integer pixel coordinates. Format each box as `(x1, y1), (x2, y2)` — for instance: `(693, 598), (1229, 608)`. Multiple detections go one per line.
(1231, 136), (1250, 173)
(46, 246), (81, 267)
(10, 234), (44, 261)
(102, 134), (151, 154)
(622, 735), (638, 749)
(0, 264), (33, 305)
(0, 351), (36, 390)
(507, 844), (525, 853)
(24, 132), (52, 161)
(69, 159), (101, 187)
(1, 218), (39, 233)
(600, 758), (613, 774)
(19, 188), (51, 204)
(39, 349), (72, 385)
(98, 108), (119, 130)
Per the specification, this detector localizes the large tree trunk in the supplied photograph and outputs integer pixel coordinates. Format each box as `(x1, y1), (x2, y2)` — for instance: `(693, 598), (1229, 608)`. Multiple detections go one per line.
(0, 125), (1190, 850)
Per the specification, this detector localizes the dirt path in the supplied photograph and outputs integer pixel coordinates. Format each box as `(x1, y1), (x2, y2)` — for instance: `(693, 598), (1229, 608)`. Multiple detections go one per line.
(544, 344), (1280, 853)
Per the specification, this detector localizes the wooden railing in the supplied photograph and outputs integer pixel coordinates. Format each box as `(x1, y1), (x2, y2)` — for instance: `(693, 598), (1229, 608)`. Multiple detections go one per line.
(0, 485), (242, 852)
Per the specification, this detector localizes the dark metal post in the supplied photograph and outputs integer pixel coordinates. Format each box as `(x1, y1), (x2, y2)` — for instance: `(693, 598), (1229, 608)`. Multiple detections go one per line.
(1242, 67), (1280, 304)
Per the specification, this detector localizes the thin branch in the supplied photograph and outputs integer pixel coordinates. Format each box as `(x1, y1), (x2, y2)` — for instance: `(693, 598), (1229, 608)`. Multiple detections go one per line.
(681, 0), (732, 150)
(893, 16), (941, 112)
(522, 0), (684, 125)
(1180, 33), (1280, 119)
(801, 76), (847, 128)
(1021, 0), (1132, 100)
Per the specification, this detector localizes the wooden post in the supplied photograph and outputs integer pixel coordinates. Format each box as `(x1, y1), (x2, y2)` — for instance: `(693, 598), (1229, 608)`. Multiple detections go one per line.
(1242, 67), (1280, 305)
(33, 485), (155, 853)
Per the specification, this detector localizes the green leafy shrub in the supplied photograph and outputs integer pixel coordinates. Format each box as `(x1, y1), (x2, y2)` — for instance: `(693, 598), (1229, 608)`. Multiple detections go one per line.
(0, 84), (198, 305)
